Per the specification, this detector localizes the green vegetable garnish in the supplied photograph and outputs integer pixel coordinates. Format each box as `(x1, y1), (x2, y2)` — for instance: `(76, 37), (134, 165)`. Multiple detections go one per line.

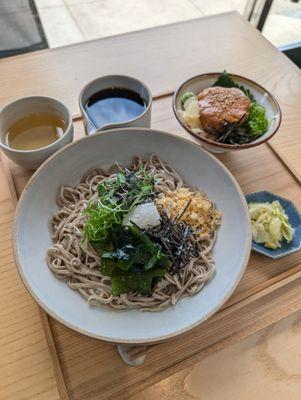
(83, 166), (155, 245)
(180, 92), (195, 107)
(101, 225), (170, 295)
(246, 103), (269, 138)
(213, 70), (255, 102)
(83, 202), (123, 244)
(248, 200), (294, 249)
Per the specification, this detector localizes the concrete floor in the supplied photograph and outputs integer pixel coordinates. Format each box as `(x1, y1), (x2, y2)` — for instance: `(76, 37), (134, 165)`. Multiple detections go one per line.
(32, 0), (301, 48)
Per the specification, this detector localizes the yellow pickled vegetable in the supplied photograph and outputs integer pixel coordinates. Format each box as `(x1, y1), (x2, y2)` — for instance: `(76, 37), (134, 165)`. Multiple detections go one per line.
(248, 200), (294, 249)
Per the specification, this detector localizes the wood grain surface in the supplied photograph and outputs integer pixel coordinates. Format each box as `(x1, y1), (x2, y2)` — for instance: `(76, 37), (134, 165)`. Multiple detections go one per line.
(0, 12), (299, 180)
(0, 157), (59, 400)
(0, 11), (301, 400)
(5, 99), (301, 399)
(133, 310), (301, 400)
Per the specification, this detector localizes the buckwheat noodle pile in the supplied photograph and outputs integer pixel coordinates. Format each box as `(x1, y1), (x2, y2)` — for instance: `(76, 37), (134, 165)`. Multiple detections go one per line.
(47, 155), (220, 311)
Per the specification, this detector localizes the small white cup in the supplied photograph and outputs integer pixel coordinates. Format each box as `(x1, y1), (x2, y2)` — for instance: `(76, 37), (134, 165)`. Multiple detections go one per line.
(0, 96), (73, 170)
(79, 75), (152, 135)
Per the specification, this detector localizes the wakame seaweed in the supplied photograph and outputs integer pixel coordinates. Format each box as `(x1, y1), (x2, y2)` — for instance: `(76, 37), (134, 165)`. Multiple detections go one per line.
(100, 225), (170, 295)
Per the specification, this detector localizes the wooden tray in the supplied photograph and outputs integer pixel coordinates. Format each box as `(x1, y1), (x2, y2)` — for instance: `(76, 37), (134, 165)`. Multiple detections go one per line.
(3, 93), (301, 400)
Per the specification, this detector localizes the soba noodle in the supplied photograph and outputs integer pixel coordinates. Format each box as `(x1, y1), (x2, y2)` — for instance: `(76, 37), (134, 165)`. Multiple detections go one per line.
(47, 155), (219, 311)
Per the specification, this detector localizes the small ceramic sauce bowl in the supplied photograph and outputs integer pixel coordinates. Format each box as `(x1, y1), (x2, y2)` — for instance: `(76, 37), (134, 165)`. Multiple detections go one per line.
(0, 96), (73, 170)
(173, 72), (282, 153)
(79, 75), (152, 135)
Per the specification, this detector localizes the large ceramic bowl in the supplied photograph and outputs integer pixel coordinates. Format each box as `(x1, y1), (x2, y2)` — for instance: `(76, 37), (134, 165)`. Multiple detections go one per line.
(14, 128), (251, 344)
(173, 73), (282, 153)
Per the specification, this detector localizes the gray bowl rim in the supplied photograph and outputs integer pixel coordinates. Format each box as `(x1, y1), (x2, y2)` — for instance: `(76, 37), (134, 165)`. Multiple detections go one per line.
(78, 74), (153, 131)
(13, 127), (252, 344)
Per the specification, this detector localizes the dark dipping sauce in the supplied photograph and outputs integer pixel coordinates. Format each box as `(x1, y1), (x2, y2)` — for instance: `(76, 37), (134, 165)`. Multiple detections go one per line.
(85, 87), (146, 128)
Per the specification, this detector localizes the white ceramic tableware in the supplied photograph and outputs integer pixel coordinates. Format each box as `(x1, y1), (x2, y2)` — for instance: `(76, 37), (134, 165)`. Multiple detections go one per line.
(0, 96), (73, 169)
(79, 75), (152, 134)
(14, 128), (251, 344)
(173, 73), (281, 153)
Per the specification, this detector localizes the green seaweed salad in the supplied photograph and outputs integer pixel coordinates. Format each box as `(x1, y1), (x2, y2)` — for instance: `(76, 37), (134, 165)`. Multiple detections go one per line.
(180, 71), (269, 145)
(83, 166), (196, 296)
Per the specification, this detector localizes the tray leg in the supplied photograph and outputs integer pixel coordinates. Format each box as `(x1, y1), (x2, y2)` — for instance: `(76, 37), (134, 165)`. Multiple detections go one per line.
(117, 344), (147, 366)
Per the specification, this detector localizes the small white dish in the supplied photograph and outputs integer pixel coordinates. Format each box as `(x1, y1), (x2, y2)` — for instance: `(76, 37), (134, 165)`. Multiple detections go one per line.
(0, 96), (73, 169)
(14, 128), (251, 344)
(173, 72), (282, 153)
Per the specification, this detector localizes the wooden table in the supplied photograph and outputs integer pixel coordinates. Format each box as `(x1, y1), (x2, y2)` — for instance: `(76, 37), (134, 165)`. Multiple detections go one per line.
(0, 12), (301, 400)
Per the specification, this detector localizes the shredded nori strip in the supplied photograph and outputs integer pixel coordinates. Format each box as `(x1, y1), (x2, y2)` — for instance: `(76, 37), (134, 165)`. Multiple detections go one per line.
(147, 203), (199, 274)
(212, 114), (253, 145)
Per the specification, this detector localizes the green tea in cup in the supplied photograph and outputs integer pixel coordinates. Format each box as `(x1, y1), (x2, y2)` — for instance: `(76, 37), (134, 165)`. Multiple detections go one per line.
(6, 113), (66, 150)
